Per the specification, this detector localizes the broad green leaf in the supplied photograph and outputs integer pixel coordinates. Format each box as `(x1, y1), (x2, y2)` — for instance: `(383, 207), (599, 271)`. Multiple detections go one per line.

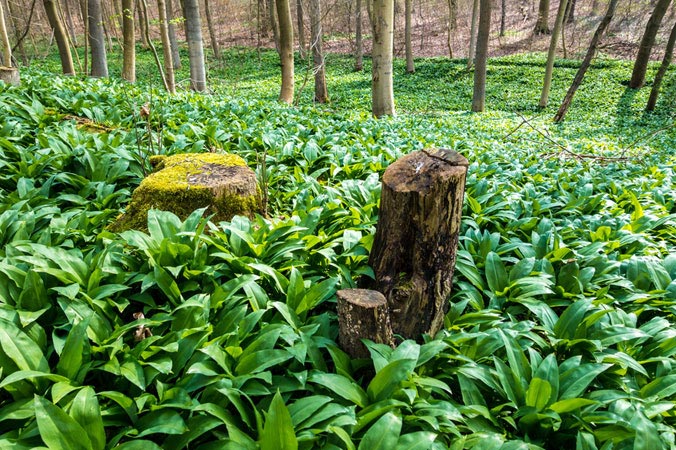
(56, 317), (91, 381)
(309, 372), (368, 407)
(136, 410), (188, 437)
(358, 412), (402, 450)
(0, 318), (49, 373)
(69, 387), (105, 450)
(367, 358), (417, 402)
(34, 395), (92, 450)
(485, 252), (508, 294)
(113, 441), (163, 450)
(395, 432), (437, 450)
(525, 378), (552, 411)
(259, 391), (298, 450)
(236, 349), (293, 375)
(549, 398), (597, 414)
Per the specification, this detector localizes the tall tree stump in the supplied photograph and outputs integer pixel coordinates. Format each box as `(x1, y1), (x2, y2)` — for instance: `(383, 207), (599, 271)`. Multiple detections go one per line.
(0, 67), (20, 86)
(365, 148), (468, 340)
(336, 289), (394, 358)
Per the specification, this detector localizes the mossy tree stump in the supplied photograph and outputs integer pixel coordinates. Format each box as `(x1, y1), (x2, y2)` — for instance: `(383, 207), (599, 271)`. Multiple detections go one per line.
(360, 148), (468, 341)
(111, 153), (261, 232)
(0, 67), (20, 86)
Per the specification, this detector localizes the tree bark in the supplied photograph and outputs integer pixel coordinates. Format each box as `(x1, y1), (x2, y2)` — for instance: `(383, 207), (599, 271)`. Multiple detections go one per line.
(166, 0), (181, 69)
(204, 0), (220, 59)
(0, 0), (11, 66)
(183, 0), (207, 91)
(296, 0), (306, 58)
(6, 0), (27, 65)
(136, 0), (149, 48)
(539, 0), (569, 108)
(404, 0), (414, 73)
(276, 0), (294, 103)
(500, 0), (506, 36)
(565, 0), (575, 23)
(466, 0), (478, 68)
(647, 19), (676, 110)
(336, 289), (394, 358)
(355, 0), (363, 70)
(554, 0), (618, 122)
(157, 0), (175, 92)
(121, 0), (135, 82)
(0, 66), (20, 84)
(447, 0), (456, 58)
(43, 0), (75, 74)
(629, 0), (672, 88)
(87, 0), (108, 77)
(309, 0), (327, 102)
(268, 0), (280, 52)
(371, 0), (395, 117)
(471, 0), (491, 112)
(365, 149), (468, 340)
(534, 0), (550, 34)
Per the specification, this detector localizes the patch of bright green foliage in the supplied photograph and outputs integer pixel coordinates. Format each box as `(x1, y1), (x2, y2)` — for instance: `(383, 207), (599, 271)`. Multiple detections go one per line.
(0, 47), (675, 449)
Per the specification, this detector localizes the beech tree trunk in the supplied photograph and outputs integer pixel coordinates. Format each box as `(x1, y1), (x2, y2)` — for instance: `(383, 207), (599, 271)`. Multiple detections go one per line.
(500, 0), (506, 36)
(309, 0), (327, 102)
(534, 0), (550, 34)
(88, 0), (108, 77)
(136, 0), (150, 48)
(466, 0), (478, 68)
(405, 0), (414, 73)
(204, 0), (220, 59)
(43, 0), (75, 75)
(371, 0), (395, 116)
(337, 289), (394, 358)
(447, 0), (457, 58)
(0, 0), (11, 66)
(471, 0), (491, 112)
(183, 0), (207, 91)
(296, 0), (306, 58)
(276, 0), (294, 103)
(268, 0), (280, 52)
(554, 0), (618, 122)
(629, 0), (672, 88)
(355, 0), (363, 70)
(157, 0), (175, 93)
(166, 0), (181, 69)
(121, 0), (135, 82)
(647, 19), (676, 110)
(539, 0), (569, 107)
(566, 0), (575, 23)
(365, 149), (468, 340)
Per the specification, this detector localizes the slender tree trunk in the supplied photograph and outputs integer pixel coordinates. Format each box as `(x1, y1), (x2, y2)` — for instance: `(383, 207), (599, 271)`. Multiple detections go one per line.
(309, 0), (327, 102)
(276, 0), (294, 103)
(629, 0), (672, 88)
(554, 0), (618, 122)
(296, 0), (306, 58)
(43, 0), (75, 74)
(0, 0), (12, 66)
(647, 19), (676, 110)
(268, 0), (280, 52)
(539, 0), (569, 107)
(466, 0), (478, 68)
(355, 0), (363, 70)
(62, 0), (78, 44)
(6, 0), (27, 65)
(371, 0), (395, 116)
(565, 0), (575, 23)
(534, 0), (550, 34)
(500, 0), (506, 36)
(88, 0), (108, 77)
(183, 0), (207, 91)
(471, 0), (491, 112)
(166, 0), (181, 69)
(121, 0), (135, 81)
(136, 0), (149, 48)
(140, 0), (170, 91)
(80, 0), (88, 73)
(405, 0), (414, 72)
(204, 0), (220, 58)
(447, 0), (456, 57)
(157, 0), (175, 92)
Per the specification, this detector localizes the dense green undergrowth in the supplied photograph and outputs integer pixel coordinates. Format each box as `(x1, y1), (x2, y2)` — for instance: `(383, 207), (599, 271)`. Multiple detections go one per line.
(1, 48), (675, 449)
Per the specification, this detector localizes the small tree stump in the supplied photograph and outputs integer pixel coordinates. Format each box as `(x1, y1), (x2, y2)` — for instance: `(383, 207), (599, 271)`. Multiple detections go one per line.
(110, 153), (261, 232)
(0, 67), (20, 86)
(336, 289), (394, 359)
(365, 148), (468, 340)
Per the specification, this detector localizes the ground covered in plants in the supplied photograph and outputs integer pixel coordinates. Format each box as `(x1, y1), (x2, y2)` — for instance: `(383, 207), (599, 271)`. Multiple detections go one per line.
(0, 49), (675, 449)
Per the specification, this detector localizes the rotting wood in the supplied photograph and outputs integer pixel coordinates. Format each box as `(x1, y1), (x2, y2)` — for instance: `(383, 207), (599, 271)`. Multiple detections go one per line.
(336, 289), (394, 358)
(364, 148), (468, 341)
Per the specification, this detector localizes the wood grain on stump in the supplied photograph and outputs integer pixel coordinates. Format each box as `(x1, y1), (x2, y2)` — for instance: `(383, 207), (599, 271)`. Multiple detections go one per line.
(366, 148), (468, 340)
(336, 289), (394, 359)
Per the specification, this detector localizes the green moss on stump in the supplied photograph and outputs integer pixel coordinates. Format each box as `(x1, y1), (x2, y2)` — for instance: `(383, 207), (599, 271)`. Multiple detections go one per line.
(111, 153), (261, 232)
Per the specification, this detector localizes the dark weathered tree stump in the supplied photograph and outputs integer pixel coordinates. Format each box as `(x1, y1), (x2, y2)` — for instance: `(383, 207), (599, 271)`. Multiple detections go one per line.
(365, 148), (468, 340)
(336, 289), (394, 358)
(0, 67), (20, 86)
